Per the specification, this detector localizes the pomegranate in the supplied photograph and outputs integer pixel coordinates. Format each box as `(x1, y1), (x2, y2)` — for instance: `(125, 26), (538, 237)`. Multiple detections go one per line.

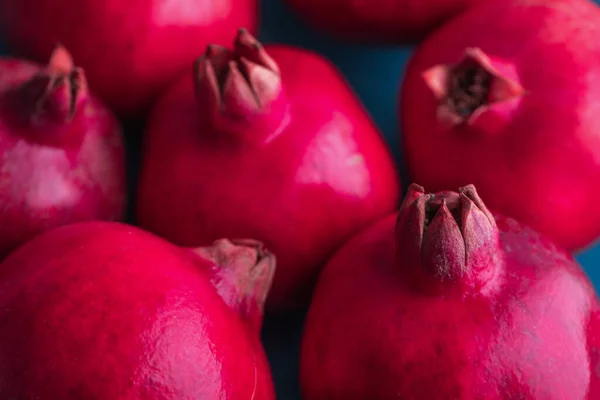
(301, 183), (600, 399)
(0, 47), (125, 260)
(136, 29), (400, 311)
(0, 0), (258, 117)
(285, 0), (481, 43)
(0, 221), (276, 399)
(400, 0), (600, 251)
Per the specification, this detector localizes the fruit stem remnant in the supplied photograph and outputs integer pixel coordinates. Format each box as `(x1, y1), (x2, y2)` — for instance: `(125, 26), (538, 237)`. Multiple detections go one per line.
(192, 238), (276, 332)
(13, 46), (88, 128)
(193, 28), (289, 145)
(395, 183), (500, 296)
(422, 48), (525, 125)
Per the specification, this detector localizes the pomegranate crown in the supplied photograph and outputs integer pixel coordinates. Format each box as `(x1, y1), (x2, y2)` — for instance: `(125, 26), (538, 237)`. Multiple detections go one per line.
(193, 29), (289, 144)
(192, 238), (275, 332)
(194, 29), (282, 112)
(423, 47), (525, 126)
(395, 183), (499, 295)
(19, 45), (88, 125)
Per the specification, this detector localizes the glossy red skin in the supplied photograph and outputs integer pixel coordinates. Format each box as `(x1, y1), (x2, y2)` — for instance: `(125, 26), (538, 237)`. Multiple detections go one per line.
(0, 0), (257, 117)
(0, 222), (275, 400)
(0, 58), (125, 260)
(136, 45), (400, 311)
(400, 0), (600, 251)
(285, 0), (480, 43)
(301, 212), (600, 399)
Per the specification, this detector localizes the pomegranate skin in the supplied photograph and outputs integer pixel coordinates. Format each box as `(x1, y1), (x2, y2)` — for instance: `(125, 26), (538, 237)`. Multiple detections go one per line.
(0, 0), (258, 117)
(400, 0), (600, 251)
(0, 222), (276, 399)
(301, 184), (600, 399)
(0, 49), (125, 259)
(285, 0), (481, 43)
(136, 31), (400, 311)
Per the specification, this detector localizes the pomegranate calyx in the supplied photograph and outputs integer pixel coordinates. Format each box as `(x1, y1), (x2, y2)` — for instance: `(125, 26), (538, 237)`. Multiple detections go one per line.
(193, 29), (289, 145)
(48, 44), (75, 73)
(422, 47), (525, 125)
(395, 183), (499, 295)
(193, 238), (275, 332)
(233, 28), (280, 76)
(194, 29), (281, 114)
(18, 46), (87, 125)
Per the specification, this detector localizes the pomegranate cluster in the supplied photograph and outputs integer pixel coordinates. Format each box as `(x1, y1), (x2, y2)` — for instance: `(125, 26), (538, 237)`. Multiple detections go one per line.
(0, 0), (597, 398)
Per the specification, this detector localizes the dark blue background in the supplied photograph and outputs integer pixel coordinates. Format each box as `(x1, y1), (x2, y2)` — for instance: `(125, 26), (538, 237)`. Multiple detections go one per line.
(256, 0), (600, 398)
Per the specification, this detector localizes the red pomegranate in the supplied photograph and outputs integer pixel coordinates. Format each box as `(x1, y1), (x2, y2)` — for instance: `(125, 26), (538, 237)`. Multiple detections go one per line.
(136, 29), (400, 311)
(0, 0), (258, 117)
(301, 183), (600, 399)
(0, 47), (125, 259)
(400, 0), (600, 251)
(0, 221), (276, 399)
(285, 0), (481, 43)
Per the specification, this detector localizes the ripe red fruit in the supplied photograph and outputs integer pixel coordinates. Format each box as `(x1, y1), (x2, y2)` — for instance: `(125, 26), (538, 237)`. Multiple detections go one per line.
(285, 0), (481, 43)
(302, 183), (600, 399)
(400, 0), (600, 251)
(0, 222), (276, 399)
(0, 0), (258, 117)
(136, 29), (400, 311)
(0, 47), (125, 259)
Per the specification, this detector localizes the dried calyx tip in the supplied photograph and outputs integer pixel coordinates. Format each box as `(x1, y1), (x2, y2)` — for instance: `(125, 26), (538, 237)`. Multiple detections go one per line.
(48, 44), (74, 72)
(193, 29), (288, 144)
(445, 50), (493, 119)
(19, 45), (87, 125)
(194, 28), (281, 111)
(399, 183), (425, 214)
(423, 47), (525, 125)
(416, 184), (496, 236)
(196, 238), (276, 330)
(458, 184), (495, 222)
(228, 238), (276, 309)
(396, 183), (499, 294)
(233, 28), (279, 74)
